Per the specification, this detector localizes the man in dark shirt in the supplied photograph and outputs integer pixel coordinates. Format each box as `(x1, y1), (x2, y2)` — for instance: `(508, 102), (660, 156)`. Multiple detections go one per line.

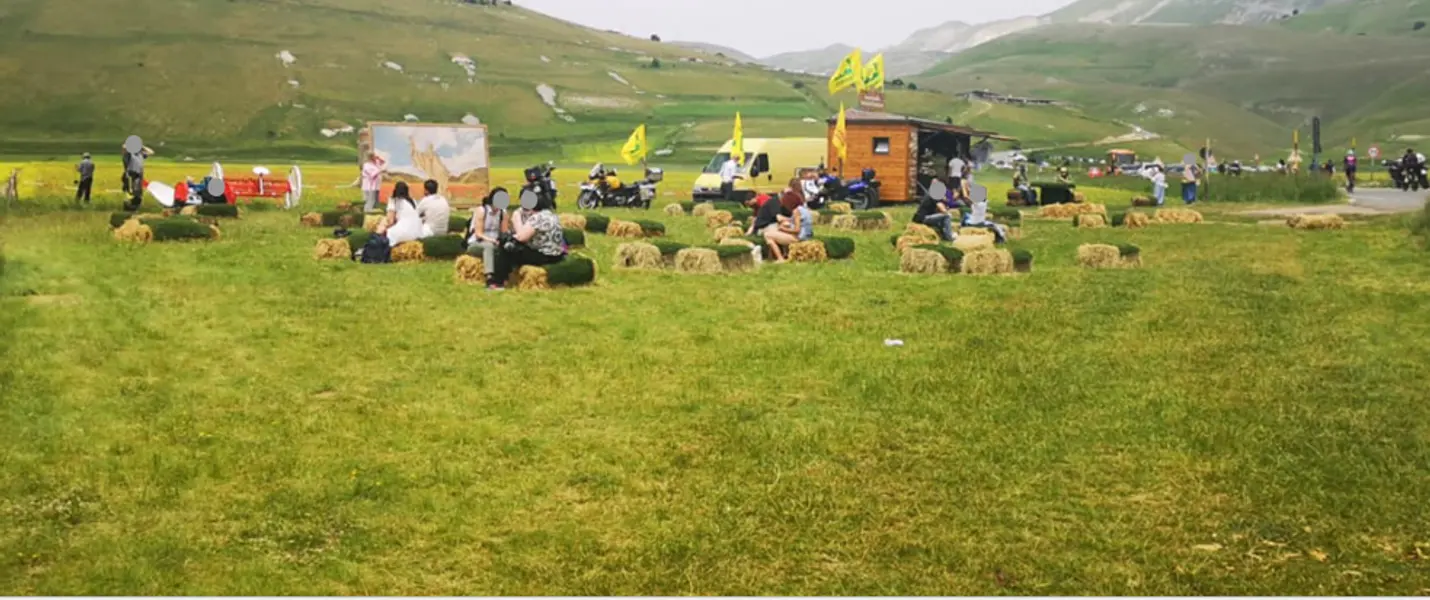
(913, 181), (955, 241)
(75, 153), (95, 204)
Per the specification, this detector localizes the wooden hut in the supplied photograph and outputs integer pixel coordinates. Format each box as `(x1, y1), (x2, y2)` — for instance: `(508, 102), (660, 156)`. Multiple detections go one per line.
(825, 110), (1008, 204)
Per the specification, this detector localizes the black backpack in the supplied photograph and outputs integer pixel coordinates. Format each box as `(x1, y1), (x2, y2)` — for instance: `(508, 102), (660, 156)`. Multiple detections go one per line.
(359, 233), (392, 264)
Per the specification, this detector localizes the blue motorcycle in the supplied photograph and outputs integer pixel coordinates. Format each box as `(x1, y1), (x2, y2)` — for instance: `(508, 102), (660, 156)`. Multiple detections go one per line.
(815, 168), (881, 210)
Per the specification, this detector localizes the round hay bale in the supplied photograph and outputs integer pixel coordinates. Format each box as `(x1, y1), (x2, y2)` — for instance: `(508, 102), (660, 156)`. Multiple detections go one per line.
(391, 241), (426, 263)
(615, 242), (663, 269)
(113, 219), (153, 243)
(1076, 214), (1108, 229)
(663, 203), (685, 216)
(559, 214), (587, 231)
(1288, 213), (1345, 230)
(512, 265), (550, 290)
(313, 238), (351, 260)
(828, 202), (853, 214)
(720, 238), (756, 248)
(900, 248), (949, 275)
(960, 249), (1014, 275)
(1126, 212), (1151, 229)
(606, 219), (645, 239)
(831, 214), (859, 231)
(300, 212), (323, 227)
(952, 234), (994, 253)
(788, 241), (828, 263)
(692, 203), (716, 217)
(1077, 244), (1121, 269)
(1154, 208), (1203, 224)
(180, 205), (199, 216)
(705, 210), (734, 229)
(712, 225), (745, 241)
(454, 255), (486, 283)
(363, 214), (384, 233)
(675, 248), (722, 274)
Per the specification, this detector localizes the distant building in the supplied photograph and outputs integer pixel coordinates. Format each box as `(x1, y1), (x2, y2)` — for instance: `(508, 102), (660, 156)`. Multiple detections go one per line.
(956, 89), (1062, 107)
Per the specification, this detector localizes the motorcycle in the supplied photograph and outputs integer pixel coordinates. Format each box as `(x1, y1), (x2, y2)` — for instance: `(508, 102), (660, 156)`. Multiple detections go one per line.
(522, 161), (559, 209)
(576, 163), (662, 209)
(814, 168), (881, 210)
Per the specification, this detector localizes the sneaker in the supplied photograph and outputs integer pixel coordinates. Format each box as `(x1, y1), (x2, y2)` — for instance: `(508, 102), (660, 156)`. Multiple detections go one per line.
(487, 284), (505, 291)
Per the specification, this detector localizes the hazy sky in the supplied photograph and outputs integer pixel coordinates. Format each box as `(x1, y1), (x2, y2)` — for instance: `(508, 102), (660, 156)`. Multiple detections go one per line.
(521, 0), (1078, 57)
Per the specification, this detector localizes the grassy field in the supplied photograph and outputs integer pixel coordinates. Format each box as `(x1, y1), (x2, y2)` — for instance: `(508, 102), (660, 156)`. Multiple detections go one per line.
(4, 161), (1430, 594)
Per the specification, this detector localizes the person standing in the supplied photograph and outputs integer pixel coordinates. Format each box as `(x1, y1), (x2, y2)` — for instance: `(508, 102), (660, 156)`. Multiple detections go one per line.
(1343, 150), (1358, 193)
(417, 179), (451, 236)
(361, 154), (385, 212)
(1181, 161), (1201, 205)
(124, 148), (147, 210)
(718, 155), (740, 202)
(75, 153), (95, 204)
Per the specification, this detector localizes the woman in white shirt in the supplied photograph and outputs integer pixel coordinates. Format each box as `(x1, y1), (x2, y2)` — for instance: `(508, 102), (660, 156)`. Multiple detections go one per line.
(380, 182), (428, 245)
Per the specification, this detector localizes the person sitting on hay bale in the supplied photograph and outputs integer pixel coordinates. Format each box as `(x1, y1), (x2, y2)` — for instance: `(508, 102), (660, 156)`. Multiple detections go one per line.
(960, 185), (1009, 244)
(378, 182), (428, 245)
(760, 180), (810, 263)
(741, 192), (774, 235)
(463, 188), (513, 288)
(750, 181), (795, 260)
(913, 179), (957, 241)
(490, 191), (567, 291)
(1012, 161), (1037, 206)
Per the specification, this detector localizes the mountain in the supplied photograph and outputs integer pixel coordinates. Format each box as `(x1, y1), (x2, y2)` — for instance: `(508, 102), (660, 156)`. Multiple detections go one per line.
(918, 20), (1430, 157)
(1280, 0), (1430, 34)
(1047, 0), (1356, 24)
(0, 0), (951, 161)
(760, 44), (858, 76)
(667, 42), (758, 64)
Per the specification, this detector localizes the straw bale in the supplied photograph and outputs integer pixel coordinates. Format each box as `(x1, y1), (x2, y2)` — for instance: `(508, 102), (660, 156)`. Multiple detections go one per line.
(1073, 192), (1086, 203)
(1154, 208), (1204, 224)
(900, 248), (949, 275)
(905, 222), (939, 240)
(705, 210), (734, 228)
(512, 265), (550, 290)
(363, 214), (384, 232)
(391, 241), (426, 263)
(313, 239), (351, 260)
(615, 242), (663, 269)
(1125, 212), (1151, 229)
(300, 212), (322, 227)
(720, 238), (756, 248)
(1076, 214), (1108, 229)
(959, 227), (995, 239)
(675, 248), (722, 274)
(831, 214), (859, 231)
(113, 219), (153, 243)
(454, 255), (485, 283)
(959, 249), (1014, 275)
(713, 225), (745, 241)
(180, 205), (199, 216)
(606, 219), (645, 238)
(953, 234), (994, 253)
(829, 202), (853, 214)
(663, 203), (685, 216)
(692, 203), (716, 217)
(559, 214), (587, 231)
(788, 241), (828, 263)
(1077, 244), (1121, 269)
(1287, 213), (1345, 230)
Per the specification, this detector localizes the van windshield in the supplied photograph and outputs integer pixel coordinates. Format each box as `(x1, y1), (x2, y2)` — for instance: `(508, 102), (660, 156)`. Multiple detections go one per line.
(702, 152), (754, 174)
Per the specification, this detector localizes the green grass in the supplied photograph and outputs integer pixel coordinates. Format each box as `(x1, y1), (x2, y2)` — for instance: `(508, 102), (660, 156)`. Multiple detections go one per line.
(4, 169), (1430, 595)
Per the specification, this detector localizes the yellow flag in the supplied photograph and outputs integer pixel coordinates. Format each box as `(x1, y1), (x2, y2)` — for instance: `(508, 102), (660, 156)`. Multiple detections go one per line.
(828, 48), (862, 95)
(620, 124), (647, 165)
(860, 54), (885, 92)
(832, 103), (848, 163)
(732, 112), (745, 166)
(1293, 129), (1300, 149)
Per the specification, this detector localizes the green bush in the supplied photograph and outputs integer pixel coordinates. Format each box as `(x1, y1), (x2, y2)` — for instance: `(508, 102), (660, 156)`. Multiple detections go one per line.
(635, 220), (666, 236)
(320, 210), (363, 227)
(196, 204), (240, 218)
(651, 240), (688, 256)
(346, 230), (372, 252)
(728, 209), (754, 223)
(448, 215), (469, 234)
(852, 210), (886, 222)
(991, 208), (1022, 224)
(1203, 174), (1340, 204)
(914, 244), (963, 267)
(816, 236), (855, 260)
(583, 213), (610, 233)
(420, 235), (467, 260)
(544, 255), (597, 287)
(149, 217), (215, 241)
(703, 244), (754, 259)
(1117, 243), (1140, 257)
(1011, 248), (1034, 265)
(1109, 211), (1127, 227)
(563, 228), (586, 248)
(679, 201), (696, 213)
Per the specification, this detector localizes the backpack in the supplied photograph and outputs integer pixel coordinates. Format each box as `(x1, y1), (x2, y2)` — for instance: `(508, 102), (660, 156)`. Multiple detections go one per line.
(359, 233), (392, 264)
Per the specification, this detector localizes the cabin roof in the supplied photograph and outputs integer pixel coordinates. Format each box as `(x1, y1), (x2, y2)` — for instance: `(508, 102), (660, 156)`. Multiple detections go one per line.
(827, 109), (1014, 141)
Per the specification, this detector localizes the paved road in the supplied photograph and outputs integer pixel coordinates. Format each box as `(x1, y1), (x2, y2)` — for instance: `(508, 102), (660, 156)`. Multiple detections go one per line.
(1350, 188), (1427, 213)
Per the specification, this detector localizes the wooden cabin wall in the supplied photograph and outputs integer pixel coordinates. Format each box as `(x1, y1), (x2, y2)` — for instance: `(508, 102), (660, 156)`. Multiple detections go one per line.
(827, 123), (913, 203)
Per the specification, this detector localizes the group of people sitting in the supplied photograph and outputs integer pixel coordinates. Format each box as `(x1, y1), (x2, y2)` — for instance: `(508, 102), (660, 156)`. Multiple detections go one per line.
(741, 177), (817, 262)
(912, 174), (1009, 244)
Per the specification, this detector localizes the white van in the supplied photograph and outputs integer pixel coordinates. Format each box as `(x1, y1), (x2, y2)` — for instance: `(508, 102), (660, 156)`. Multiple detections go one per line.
(691, 138), (827, 202)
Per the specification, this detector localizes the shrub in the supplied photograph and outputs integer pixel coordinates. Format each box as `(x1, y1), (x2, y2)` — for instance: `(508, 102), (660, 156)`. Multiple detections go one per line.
(635, 220), (666, 236)
(1203, 174), (1340, 204)
(149, 217), (215, 241)
(583, 213), (610, 233)
(563, 228), (586, 248)
(195, 204), (240, 218)
(1011, 248), (1034, 265)
(650, 239), (688, 256)
(1109, 210), (1127, 227)
(728, 208), (753, 223)
(1117, 243), (1140, 257)
(544, 255), (597, 287)
(816, 236), (855, 260)
(702, 244), (754, 260)
(448, 215), (468, 234)
(109, 212), (136, 228)
(679, 201), (697, 213)
(420, 235), (467, 260)
(915, 244), (963, 268)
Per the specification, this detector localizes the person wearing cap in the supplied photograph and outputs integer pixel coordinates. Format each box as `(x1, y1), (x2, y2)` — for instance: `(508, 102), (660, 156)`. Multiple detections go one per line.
(1342, 150), (1358, 193)
(75, 153), (95, 204)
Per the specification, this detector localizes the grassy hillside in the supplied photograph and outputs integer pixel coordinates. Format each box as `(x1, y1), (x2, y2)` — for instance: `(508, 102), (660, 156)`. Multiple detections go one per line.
(1281, 0), (1430, 34)
(919, 21), (1430, 158)
(1048, 0), (1354, 24)
(0, 0), (950, 163)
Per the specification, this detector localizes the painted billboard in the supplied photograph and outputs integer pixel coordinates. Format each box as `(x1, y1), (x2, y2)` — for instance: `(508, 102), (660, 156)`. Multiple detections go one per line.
(358, 122), (491, 204)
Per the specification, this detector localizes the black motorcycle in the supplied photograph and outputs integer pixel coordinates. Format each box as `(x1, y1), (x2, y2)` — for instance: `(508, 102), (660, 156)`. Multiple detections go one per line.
(576, 163), (661, 210)
(522, 162), (559, 209)
(815, 168), (881, 210)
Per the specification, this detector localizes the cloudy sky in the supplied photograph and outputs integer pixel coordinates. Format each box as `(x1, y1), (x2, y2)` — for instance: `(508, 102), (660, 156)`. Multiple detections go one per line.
(521, 0), (1078, 57)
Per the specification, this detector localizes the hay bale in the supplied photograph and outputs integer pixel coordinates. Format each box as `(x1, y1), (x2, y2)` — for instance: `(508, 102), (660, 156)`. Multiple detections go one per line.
(150, 217), (216, 241)
(420, 235), (467, 260)
(113, 219), (153, 243)
(454, 255), (486, 284)
(852, 211), (892, 231)
(1073, 192), (1086, 203)
(900, 248), (949, 275)
(615, 242), (663, 269)
(960, 249), (1014, 275)
(713, 225), (745, 241)
(706, 244), (757, 272)
(1075, 214), (1108, 229)
(363, 214), (384, 232)
(788, 241), (828, 263)
(313, 238), (351, 260)
(544, 255), (598, 287)
(1288, 213), (1345, 230)
(1011, 249), (1034, 273)
(336, 201), (352, 211)
(720, 238), (756, 248)
(958, 227), (995, 239)
(300, 212), (322, 227)
(663, 203), (685, 216)
(559, 214), (587, 231)
(896, 235), (929, 254)
(636, 220), (666, 237)
(831, 214), (859, 231)
(511, 265), (550, 290)
(675, 248), (722, 274)
(1126, 212), (1151, 229)
(953, 234), (994, 253)
(1077, 244), (1121, 269)
(179, 205), (199, 216)
(606, 219), (645, 239)
(1131, 196), (1156, 207)
(691, 203), (716, 217)
(905, 222), (939, 240)
(705, 210), (734, 229)
(829, 202), (853, 214)
(1154, 208), (1204, 224)
(391, 241), (426, 263)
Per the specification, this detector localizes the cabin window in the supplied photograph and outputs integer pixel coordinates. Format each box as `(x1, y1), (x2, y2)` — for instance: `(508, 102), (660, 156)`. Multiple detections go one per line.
(872, 137), (891, 155)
